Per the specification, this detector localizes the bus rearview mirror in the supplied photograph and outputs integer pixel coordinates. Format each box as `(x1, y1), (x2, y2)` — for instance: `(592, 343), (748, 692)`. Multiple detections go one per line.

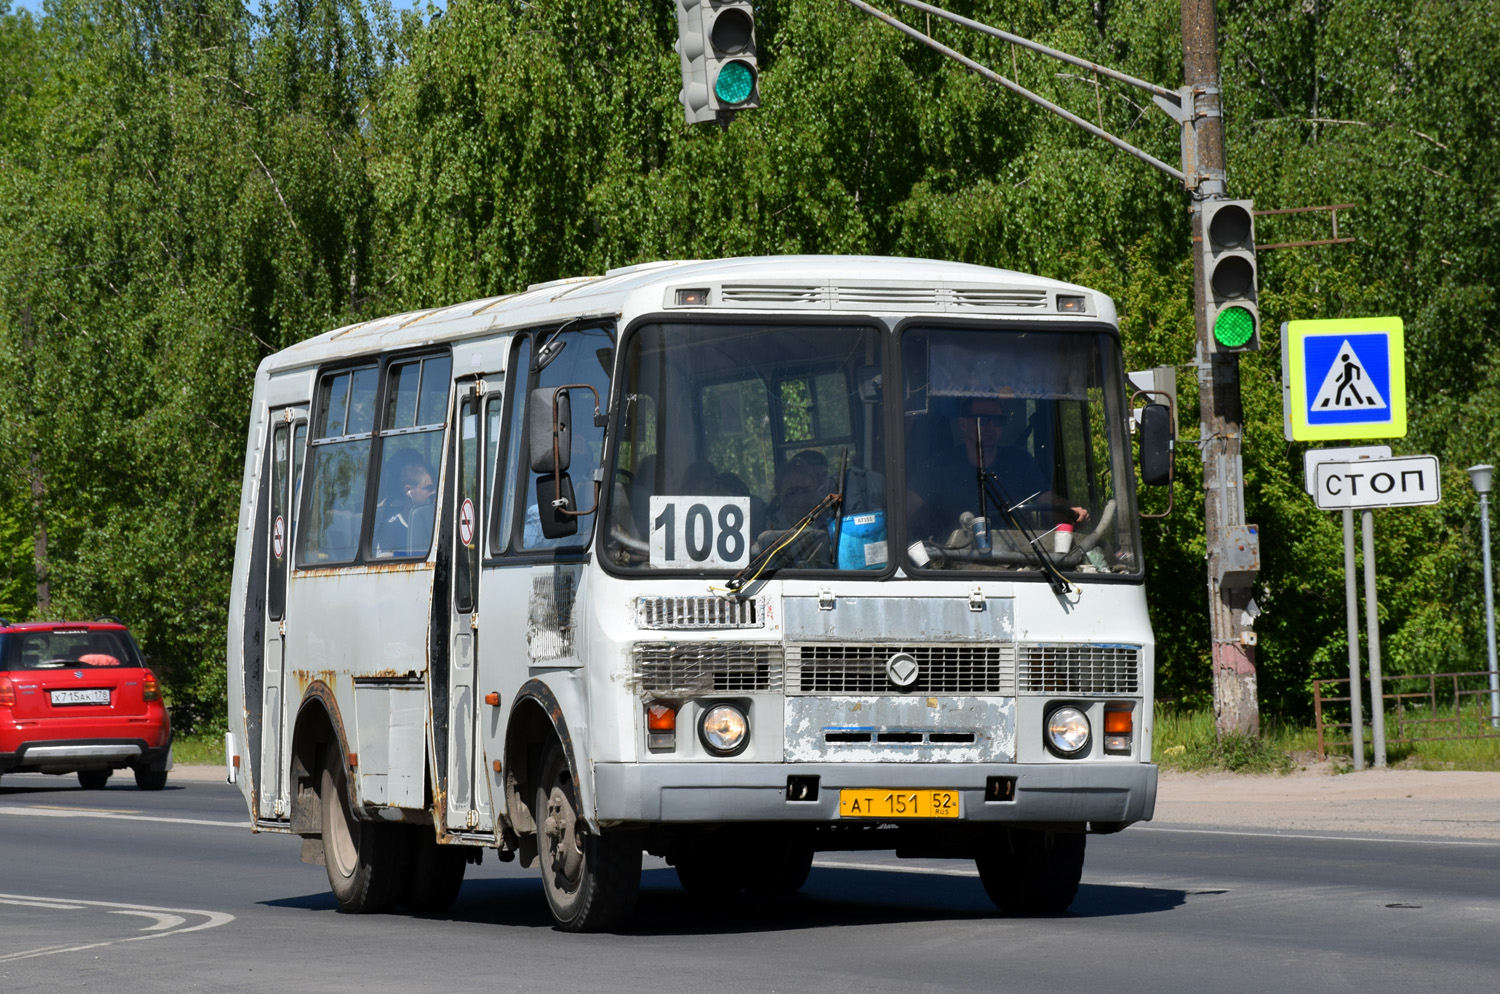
(536, 473), (579, 539)
(529, 388), (571, 474)
(1139, 403), (1173, 487)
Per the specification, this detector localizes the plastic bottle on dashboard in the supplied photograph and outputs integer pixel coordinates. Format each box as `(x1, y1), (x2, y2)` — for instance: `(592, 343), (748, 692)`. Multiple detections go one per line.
(961, 511), (992, 553)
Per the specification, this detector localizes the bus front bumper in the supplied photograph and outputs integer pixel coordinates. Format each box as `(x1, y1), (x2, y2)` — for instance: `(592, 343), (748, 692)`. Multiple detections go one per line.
(592, 761), (1157, 829)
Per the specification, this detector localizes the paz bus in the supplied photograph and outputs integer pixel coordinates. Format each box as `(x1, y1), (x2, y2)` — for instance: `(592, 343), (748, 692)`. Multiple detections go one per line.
(225, 255), (1172, 931)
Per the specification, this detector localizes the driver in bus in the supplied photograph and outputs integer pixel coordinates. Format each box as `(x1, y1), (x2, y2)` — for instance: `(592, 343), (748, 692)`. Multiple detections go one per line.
(909, 396), (1087, 543)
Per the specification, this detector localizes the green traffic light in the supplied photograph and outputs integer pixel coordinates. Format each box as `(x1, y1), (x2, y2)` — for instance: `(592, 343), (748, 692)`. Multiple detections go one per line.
(714, 61), (755, 105)
(1213, 306), (1256, 349)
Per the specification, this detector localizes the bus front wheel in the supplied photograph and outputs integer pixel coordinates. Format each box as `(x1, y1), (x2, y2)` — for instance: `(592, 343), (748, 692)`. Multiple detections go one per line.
(535, 744), (641, 932)
(976, 828), (1085, 914)
(321, 744), (408, 913)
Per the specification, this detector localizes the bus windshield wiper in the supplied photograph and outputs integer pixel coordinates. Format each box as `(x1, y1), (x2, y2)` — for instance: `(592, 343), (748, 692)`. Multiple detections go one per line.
(968, 415), (1072, 595)
(978, 472), (1075, 597)
(725, 489), (844, 595)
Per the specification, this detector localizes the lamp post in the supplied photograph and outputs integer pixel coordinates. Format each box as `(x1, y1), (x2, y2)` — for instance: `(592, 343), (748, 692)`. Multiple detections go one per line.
(1468, 464), (1500, 728)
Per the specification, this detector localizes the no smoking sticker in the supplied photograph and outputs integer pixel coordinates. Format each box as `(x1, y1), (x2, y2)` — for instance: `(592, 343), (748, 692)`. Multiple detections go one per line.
(459, 498), (476, 548)
(272, 515), (285, 561)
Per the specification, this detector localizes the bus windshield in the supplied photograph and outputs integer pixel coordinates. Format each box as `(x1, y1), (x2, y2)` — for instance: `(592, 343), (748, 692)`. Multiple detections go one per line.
(602, 321), (1139, 579)
(901, 327), (1139, 576)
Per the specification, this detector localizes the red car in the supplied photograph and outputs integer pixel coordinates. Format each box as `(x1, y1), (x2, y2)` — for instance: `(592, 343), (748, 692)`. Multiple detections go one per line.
(0, 618), (173, 790)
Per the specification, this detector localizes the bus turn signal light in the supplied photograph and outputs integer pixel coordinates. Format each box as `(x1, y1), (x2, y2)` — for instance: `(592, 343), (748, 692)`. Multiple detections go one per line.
(647, 702), (677, 752)
(1104, 709), (1133, 754)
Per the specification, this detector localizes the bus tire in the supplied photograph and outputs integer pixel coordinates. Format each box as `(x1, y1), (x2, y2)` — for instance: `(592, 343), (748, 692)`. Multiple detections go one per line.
(744, 842), (815, 897)
(321, 745), (408, 913)
(672, 843), (735, 897)
(401, 833), (469, 914)
(976, 828), (1085, 915)
(535, 744), (641, 932)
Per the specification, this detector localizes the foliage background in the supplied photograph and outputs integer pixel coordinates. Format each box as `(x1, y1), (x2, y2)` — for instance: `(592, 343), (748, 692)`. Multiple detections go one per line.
(2, 0), (1496, 733)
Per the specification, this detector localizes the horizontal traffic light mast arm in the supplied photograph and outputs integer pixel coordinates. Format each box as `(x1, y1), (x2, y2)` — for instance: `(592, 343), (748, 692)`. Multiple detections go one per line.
(889, 0), (1180, 104)
(840, 0), (1185, 183)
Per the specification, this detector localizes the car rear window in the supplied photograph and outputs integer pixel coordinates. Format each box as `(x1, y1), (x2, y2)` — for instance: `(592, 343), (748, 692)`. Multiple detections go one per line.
(0, 630), (143, 671)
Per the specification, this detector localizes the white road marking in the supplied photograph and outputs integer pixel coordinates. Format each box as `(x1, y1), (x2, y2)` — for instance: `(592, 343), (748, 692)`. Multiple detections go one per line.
(813, 859), (979, 878)
(1137, 825), (1500, 847)
(110, 909), (187, 931)
(0, 893), (233, 963)
(0, 805), (247, 829)
(0, 898), (85, 910)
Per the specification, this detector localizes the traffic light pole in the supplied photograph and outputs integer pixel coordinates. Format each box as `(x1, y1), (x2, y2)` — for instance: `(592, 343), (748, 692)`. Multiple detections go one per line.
(1183, 0), (1259, 736)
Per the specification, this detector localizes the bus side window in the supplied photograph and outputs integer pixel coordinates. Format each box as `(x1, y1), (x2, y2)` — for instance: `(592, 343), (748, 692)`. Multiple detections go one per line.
(484, 394), (504, 555)
(299, 366), (378, 564)
(370, 354), (450, 560)
(520, 326), (613, 551)
(493, 337), (530, 553)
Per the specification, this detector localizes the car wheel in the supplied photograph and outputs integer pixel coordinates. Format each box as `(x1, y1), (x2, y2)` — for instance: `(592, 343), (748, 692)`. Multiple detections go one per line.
(134, 766), (169, 791)
(77, 769), (110, 790)
(976, 828), (1086, 914)
(535, 743), (641, 932)
(401, 832), (470, 914)
(320, 744), (408, 913)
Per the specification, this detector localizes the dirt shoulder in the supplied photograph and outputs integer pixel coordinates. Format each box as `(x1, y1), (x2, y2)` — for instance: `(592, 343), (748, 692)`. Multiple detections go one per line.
(1155, 767), (1500, 840)
(178, 764), (1500, 841)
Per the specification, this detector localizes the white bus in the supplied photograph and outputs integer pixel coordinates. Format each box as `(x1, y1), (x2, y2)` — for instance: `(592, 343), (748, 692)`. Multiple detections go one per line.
(226, 255), (1172, 931)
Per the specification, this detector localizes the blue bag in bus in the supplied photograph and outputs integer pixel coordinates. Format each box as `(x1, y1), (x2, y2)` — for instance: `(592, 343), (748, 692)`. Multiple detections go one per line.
(835, 510), (888, 570)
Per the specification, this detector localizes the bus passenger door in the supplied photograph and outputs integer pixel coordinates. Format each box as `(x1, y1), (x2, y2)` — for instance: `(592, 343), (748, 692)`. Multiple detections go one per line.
(261, 410), (305, 821)
(446, 387), (486, 831)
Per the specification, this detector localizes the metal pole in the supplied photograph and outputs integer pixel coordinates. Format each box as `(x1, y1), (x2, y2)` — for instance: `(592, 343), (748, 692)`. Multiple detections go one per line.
(1479, 492), (1500, 727)
(1361, 509), (1387, 767)
(1183, 0), (1258, 737)
(1342, 508), (1365, 770)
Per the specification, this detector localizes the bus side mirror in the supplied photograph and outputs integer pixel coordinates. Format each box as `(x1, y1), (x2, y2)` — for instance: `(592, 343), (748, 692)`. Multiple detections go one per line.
(536, 473), (579, 539)
(529, 388), (571, 474)
(1139, 403), (1173, 487)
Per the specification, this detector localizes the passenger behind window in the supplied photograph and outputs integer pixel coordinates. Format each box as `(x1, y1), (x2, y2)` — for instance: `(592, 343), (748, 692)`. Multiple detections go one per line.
(375, 451), (437, 558)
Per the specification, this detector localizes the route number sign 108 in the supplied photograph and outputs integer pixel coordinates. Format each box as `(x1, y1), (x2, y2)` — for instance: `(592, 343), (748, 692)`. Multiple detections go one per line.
(649, 495), (752, 568)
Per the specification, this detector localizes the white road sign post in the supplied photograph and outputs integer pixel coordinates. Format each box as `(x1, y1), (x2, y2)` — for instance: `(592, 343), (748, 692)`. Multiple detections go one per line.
(1309, 454), (1441, 769)
(1303, 446), (1389, 772)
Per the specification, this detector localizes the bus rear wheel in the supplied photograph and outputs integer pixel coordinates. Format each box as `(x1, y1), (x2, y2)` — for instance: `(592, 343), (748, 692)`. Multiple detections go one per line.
(321, 744), (408, 913)
(401, 833), (470, 914)
(976, 828), (1085, 914)
(535, 744), (641, 932)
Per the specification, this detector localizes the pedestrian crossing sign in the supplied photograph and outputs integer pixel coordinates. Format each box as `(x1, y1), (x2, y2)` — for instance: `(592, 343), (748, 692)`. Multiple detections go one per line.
(1282, 316), (1406, 441)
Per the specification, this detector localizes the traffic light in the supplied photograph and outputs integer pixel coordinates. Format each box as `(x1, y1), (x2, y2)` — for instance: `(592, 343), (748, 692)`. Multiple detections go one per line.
(674, 0), (760, 125)
(1200, 199), (1260, 353)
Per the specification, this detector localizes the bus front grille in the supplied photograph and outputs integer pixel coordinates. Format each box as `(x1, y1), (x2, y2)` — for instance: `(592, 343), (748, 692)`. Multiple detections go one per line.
(636, 596), (764, 630)
(633, 643), (783, 694)
(787, 644), (1016, 695)
(1017, 644), (1141, 694)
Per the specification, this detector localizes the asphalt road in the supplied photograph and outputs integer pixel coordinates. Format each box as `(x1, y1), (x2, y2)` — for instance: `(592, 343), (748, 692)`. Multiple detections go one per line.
(2, 772), (1497, 994)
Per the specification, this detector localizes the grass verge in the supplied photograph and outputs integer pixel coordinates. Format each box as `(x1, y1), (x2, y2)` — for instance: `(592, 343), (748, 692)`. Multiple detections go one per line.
(172, 733), (226, 766)
(1153, 707), (1500, 773)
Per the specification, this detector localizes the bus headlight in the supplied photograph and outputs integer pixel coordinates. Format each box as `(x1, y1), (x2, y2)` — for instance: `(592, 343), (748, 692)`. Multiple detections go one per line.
(699, 703), (750, 756)
(1045, 706), (1091, 758)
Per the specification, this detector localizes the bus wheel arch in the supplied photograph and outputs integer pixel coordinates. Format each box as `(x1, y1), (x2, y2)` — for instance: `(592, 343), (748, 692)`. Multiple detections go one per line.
(503, 680), (581, 842)
(289, 682), (350, 836)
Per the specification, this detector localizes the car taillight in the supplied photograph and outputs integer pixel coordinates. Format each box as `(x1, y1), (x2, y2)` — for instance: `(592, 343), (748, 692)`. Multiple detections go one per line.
(0, 676), (14, 707)
(142, 671), (161, 702)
